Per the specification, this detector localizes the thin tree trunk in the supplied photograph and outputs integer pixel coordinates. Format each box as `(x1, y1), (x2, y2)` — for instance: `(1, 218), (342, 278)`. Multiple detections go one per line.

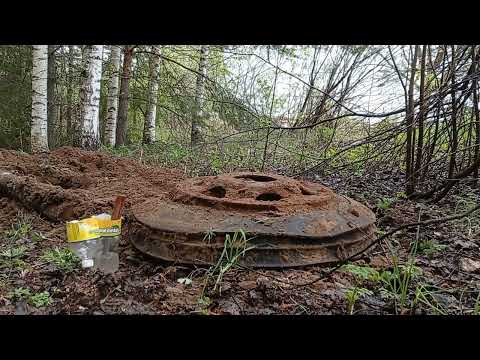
(448, 45), (458, 180)
(261, 52), (280, 171)
(104, 45), (121, 147)
(66, 45), (74, 137)
(116, 45), (134, 147)
(421, 106), (440, 182)
(191, 45), (208, 147)
(421, 46), (447, 183)
(74, 46), (88, 147)
(405, 45), (420, 195)
(31, 45), (49, 154)
(414, 45), (427, 186)
(472, 47), (480, 186)
(297, 45), (320, 124)
(47, 45), (57, 149)
(465, 107), (473, 169)
(80, 45), (103, 150)
(143, 45), (161, 145)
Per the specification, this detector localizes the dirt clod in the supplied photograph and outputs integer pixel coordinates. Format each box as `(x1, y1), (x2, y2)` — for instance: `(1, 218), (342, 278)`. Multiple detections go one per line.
(459, 257), (480, 273)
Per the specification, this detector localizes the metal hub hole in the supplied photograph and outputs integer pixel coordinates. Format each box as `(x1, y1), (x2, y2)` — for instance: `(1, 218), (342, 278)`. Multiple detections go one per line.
(256, 192), (282, 201)
(207, 186), (226, 198)
(235, 174), (276, 182)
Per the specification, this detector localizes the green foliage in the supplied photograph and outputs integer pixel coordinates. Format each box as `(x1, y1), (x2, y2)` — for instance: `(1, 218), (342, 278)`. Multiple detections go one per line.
(167, 144), (190, 164)
(9, 287), (52, 308)
(0, 45), (32, 150)
(341, 261), (439, 314)
(0, 242), (29, 270)
(100, 109), (400, 178)
(202, 229), (254, 296)
(376, 197), (394, 210)
(0, 45), (475, 186)
(4, 212), (33, 241)
(412, 284), (446, 315)
(417, 240), (447, 256)
(375, 193), (407, 212)
(196, 295), (213, 315)
(0, 212), (45, 271)
(474, 291), (480, 316)
(104, 144), (138, 158)
(31, 231), (46, 243)
(344, 143), (372, 164)
(10, 287), (32, 301)
(0, 245), (27, 259)
(41, 247), (80, 273)
(378, 257), (422, 308)
(345, 287), (373, 315)
(395, 191), (407, 199)
(9, 259), (27, 270)
(210, 154), (223, 174)
(203, 229), (216, 243)
(376, 226), (453, 314)
(340, 254), (448, 314)
(341, 264), (380, 282)
(28, 291), (52, 308)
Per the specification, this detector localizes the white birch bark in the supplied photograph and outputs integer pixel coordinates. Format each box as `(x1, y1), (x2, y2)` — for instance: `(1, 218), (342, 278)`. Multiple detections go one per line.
(66, 45), (74, 134)
(191, 45), (208, 146)
(104, 45), (121, 146)
(80, 45), (103, 149)
(47, 45), (57, 148)
(31, 45), (49, 153)
(143, 45), (161, 144)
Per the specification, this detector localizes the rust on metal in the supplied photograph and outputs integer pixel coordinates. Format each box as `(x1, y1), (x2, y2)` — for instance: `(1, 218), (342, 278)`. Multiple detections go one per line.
(129, 172), (376, 268)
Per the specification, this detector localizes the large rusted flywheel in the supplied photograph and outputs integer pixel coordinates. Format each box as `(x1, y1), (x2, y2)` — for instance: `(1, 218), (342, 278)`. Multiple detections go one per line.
(129, 172), (376, 268)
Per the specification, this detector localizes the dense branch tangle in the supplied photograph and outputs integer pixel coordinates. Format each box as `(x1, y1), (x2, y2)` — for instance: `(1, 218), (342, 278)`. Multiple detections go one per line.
(3, 45), (480, 201)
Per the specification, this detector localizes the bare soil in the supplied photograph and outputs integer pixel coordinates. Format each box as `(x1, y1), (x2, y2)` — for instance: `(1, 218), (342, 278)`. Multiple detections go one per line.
(1, 147), (479, 315)
(0, 147), (183, 221)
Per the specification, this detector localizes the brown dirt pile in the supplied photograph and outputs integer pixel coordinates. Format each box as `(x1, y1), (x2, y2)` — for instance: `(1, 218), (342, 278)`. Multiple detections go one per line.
(0, 147), (184, 222)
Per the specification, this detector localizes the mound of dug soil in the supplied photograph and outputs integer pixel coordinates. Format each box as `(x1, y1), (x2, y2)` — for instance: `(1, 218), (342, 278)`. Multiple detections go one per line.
(0, 147), (184, 222)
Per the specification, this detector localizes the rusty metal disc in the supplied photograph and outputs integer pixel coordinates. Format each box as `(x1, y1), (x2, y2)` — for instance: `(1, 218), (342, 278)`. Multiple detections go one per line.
(129, 172), (376, 268)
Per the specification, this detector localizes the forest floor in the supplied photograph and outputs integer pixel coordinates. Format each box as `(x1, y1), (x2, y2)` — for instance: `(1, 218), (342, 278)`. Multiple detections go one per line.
(0, 147), (479, 315)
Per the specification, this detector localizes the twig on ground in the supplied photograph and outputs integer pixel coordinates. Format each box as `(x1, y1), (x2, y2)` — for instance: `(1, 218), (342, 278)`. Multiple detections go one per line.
(239, 204), (480, 290)
(296, 204), (480, 288)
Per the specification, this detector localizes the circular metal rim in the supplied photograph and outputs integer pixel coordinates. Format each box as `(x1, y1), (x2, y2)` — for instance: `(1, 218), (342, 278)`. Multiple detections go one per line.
(129, 172), (377, 268)
(128, 222), (377, 268)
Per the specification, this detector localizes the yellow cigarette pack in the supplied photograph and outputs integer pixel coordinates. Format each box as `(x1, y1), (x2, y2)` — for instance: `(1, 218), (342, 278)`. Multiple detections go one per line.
(66, 218), (100, 242)
(66, 214), (122, 242)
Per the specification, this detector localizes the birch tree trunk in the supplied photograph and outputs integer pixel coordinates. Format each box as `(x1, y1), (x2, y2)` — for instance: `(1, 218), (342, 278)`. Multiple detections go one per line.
(79, 45), (103, 149)
(104, 45), (121, 146)
(31, 45), (49, 153)
(142, 45), (161, 144)
(191, 45), (208, 147)
(47, 45), (57, 148)
(75, 46), (88, 147)
(116, 45), (134, 147)
(65, 45), (75, 139)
